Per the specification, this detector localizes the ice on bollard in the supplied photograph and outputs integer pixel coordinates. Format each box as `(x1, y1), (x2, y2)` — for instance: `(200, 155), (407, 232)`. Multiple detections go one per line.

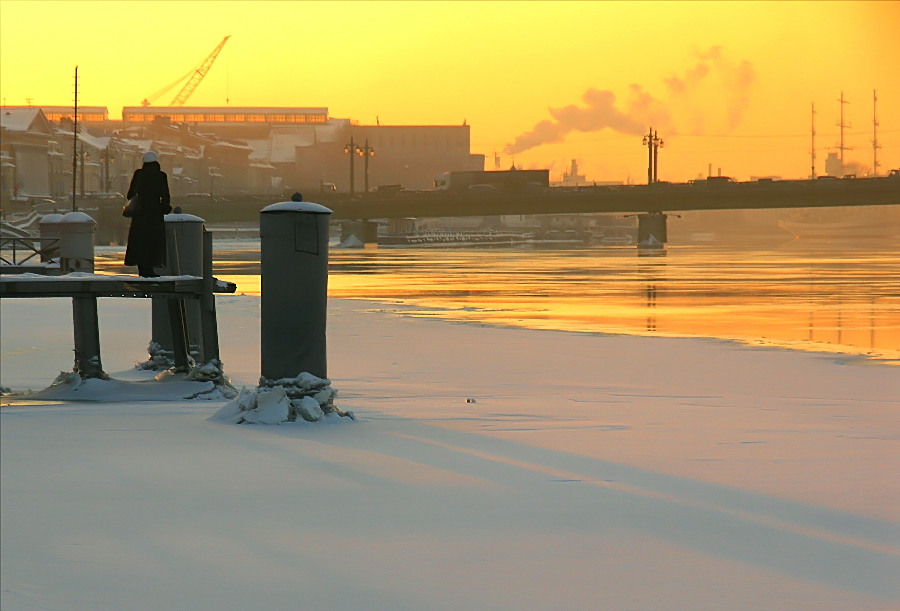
(210, 372), (353, 424)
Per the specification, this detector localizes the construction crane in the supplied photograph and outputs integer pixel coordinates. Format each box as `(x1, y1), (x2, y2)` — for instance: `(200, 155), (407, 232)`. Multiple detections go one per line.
(141, 35), (230, 107)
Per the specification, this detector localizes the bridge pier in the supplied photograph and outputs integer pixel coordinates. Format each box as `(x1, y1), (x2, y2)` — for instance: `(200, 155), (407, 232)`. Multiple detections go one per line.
(339, 220), (379, 247)
(637, 212), (667, 250)
(148, 214), (211, 371)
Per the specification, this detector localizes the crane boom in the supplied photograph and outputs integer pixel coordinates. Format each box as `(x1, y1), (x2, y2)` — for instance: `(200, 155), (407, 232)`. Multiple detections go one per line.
(168, 35), (230, 106)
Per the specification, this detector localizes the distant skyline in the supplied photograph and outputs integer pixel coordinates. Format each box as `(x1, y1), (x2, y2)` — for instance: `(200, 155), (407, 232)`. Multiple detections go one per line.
(1, 0), (898, 182)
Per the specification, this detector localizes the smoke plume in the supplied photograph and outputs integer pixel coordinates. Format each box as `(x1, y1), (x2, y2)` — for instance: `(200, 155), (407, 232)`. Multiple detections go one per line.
(504, 46), (755, 155)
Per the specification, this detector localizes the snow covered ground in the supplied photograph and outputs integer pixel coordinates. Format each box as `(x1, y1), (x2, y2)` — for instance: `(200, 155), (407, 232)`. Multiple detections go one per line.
(1, 295), (898, 610)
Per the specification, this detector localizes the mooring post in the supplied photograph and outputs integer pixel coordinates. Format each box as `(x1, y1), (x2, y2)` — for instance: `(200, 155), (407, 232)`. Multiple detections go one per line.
(57, 211), (106, 378)
(38, 213), (63, 263)
(58, 211), (95, 272)
(260, 196), (332, 380)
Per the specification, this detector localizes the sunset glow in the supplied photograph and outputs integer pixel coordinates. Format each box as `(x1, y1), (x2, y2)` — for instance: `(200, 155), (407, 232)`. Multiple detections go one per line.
(1, 0), (898, 182)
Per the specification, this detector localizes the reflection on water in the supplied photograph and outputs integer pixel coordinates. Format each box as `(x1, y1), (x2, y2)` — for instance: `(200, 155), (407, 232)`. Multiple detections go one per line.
(95, 240), (900, 361)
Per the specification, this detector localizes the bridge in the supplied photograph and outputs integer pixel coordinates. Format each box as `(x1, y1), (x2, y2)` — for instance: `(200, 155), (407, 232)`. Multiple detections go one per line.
(164, 175), (900, 247)
(322, 176), (900, 219)
(319, 175), (900, 247)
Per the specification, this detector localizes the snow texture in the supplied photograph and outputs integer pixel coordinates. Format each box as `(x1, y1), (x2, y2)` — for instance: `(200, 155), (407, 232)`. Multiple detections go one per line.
(1, 296), (898, 610)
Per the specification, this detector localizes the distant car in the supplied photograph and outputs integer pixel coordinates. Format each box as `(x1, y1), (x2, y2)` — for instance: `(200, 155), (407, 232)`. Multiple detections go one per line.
(182, 193), (217, 203)
(85, 192), (126, 200)
(30, 198), (59, 214)
(468, 184), (498, 193)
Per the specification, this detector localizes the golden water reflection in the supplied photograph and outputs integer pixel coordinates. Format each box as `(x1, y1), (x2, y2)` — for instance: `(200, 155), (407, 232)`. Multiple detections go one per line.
(96, 242), (900, 361)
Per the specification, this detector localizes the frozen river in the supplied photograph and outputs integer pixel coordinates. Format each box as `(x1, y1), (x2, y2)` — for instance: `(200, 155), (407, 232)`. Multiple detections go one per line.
(96, 238), (900, 363)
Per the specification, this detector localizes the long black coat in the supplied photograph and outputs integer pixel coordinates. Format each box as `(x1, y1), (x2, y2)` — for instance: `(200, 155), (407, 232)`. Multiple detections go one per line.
(124, 162), (172, 267)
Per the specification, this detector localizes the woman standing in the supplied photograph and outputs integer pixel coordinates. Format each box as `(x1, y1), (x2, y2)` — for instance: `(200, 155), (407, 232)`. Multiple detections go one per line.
(125, 151), (171, 277)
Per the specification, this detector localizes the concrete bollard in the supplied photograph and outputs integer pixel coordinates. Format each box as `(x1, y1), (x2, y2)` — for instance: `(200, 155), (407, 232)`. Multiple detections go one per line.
(260, 198), (331, 380)
(57, 211), (96, 272)
(38, 213), (64, 262)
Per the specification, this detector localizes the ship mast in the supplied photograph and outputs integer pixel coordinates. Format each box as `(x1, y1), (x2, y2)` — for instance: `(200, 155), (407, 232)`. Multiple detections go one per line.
(872, 90), (881, 177)
(836, 91), (851, 176)
(810, 102), (816, 179)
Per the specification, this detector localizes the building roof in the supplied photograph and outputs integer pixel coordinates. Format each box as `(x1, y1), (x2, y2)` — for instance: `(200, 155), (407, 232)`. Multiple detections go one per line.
(0, 108), (54, 134)
(124, 106), (328, 115)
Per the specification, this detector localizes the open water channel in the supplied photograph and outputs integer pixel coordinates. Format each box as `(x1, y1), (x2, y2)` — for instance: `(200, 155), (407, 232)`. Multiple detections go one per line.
(96, 237), (900, 364)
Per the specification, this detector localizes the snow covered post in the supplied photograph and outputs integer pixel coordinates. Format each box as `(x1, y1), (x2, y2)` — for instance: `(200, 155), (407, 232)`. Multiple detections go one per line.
(57, 212), (106, 379)
(57, 211), (96, 272)
(38, 213), (63, 263)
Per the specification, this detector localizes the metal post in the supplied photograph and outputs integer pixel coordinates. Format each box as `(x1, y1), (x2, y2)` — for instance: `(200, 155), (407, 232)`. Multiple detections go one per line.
(643, 127), (654, 185)
(652, 131), (659, 183)
(345, 136), (356, 195)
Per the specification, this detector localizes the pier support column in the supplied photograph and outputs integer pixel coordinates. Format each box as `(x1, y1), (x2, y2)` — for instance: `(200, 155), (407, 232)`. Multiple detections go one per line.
(637, 212), (667, 250)
(72, 296), (107, 379)
(339, 219), (379, 247)
(147, 213), (205, 370)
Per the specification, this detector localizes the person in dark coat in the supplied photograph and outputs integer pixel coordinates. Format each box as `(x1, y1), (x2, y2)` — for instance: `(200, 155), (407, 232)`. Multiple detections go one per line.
(125, 151), (171, 277)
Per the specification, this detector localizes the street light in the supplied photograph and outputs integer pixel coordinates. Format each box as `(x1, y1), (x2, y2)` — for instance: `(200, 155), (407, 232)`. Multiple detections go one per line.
(652, 130), (664, 183)
(343, 137), (360, 195)
(356, 139), (375, 193)
(642, 127), (664, 184)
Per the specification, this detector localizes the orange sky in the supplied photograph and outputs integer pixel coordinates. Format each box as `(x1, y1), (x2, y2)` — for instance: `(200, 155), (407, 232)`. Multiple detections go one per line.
(2, 0), (898, 182)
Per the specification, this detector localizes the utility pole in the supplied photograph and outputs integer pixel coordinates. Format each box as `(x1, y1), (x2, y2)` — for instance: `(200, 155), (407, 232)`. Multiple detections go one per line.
(810, 102), (816, 179)
(72, 66), (78, 211)
(836, 91), (851, 176)
(872, 90), (881, 176)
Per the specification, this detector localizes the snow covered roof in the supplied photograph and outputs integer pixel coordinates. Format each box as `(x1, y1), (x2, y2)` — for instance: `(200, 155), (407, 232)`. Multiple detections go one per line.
(0, 108), (54, 134)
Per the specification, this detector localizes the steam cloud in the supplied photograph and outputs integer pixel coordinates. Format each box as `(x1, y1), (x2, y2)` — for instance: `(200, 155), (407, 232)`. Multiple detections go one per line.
(504, 46), (755, 155)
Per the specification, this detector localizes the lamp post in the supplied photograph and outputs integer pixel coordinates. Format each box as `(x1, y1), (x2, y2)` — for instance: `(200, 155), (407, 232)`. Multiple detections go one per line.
(356, 139), (375, 193)
(343, 137), (359, 195)
(652, 130), (664, 183)
(642, 127), (664, 184)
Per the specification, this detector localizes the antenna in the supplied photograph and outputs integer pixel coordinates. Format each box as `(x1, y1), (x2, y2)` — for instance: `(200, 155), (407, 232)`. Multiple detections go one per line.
(810, 102), (816, 179)
(873, 90), (881, 176)
(836, 91), (852, 175)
